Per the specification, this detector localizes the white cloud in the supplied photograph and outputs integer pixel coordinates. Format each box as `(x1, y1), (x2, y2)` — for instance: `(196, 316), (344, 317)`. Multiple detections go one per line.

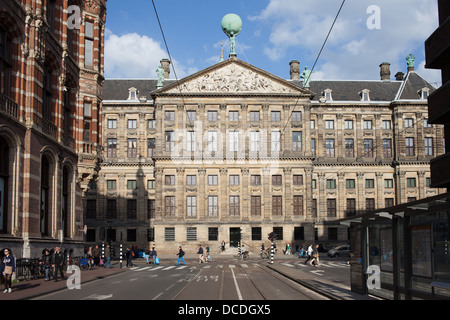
(104, 31), (190, 79)
(251, 0), (439, 82)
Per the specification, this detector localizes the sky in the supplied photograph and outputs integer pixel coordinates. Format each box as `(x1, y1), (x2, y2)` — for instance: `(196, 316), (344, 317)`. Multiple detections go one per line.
(104, 0), (442, 87)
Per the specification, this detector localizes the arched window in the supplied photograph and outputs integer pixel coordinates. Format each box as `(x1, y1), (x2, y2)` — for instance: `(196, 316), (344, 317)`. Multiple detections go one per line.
(0, 136), (9, 233)
(62, 166), (69, 238)
(0, 26), (12, 97)
(40, 155), (50, 236)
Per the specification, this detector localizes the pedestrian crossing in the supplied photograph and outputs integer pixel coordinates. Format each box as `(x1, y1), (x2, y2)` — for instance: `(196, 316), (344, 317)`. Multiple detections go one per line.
(128, 261), (349, 272)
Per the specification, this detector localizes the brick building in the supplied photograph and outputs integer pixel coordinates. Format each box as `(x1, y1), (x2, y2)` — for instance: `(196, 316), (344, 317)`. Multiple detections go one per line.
(0, 0), (106, 258)
(93, 56), (445, 254)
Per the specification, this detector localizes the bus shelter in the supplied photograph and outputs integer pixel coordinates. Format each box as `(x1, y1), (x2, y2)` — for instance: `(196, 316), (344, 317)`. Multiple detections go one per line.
(341, 192), (450, 300)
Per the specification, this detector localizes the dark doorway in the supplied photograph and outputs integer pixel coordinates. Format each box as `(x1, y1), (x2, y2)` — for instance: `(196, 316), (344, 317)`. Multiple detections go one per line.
(230, 228), (240, 248)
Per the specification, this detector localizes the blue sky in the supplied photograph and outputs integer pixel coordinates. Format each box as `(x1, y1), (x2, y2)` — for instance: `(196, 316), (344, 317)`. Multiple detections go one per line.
(104, 0), (441, 86)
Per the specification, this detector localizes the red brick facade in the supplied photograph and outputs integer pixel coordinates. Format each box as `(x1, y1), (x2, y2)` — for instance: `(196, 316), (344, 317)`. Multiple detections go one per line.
(0, 0), (106, 258)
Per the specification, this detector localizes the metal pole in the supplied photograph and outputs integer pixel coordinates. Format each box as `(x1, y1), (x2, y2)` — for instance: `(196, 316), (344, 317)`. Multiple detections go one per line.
(102, 242), (105, 261)
(120, 244), (123, 269)
(271, 241), (274, 264)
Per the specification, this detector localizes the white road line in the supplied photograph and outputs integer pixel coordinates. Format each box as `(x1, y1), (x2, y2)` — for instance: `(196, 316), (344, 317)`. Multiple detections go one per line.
(230, 267), (243, 300)
(152, 292), (164, 300)
(135, 266), (152, 271)
(241, 264), (248, 268)
(163, 266), (176, 270)
(149, 266), (163, 271)
(176, 266), (187, 269)
(281, 263), (295, 268)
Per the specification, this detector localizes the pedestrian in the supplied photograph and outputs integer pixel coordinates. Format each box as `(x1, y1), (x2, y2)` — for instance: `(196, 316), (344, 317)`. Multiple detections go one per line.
(304, 244), (313, 265)
(309, 244), (320, 267)
(125, 248), (134, 268)
(1, 248), (15, 293)
(104, 245), (112, 268)
(176, 246), (186, 265)
(92, 245), (100, 267)
(150, 247), (157, 265)
(197, 245), (204, 263)
(284, 242), (291, 255)
(205, 244), (211, 262)
(144, 247), (150, 265)
(221, 240), (226, 252)
(42, 249), (53, 281)
(53, 246), (66, 281)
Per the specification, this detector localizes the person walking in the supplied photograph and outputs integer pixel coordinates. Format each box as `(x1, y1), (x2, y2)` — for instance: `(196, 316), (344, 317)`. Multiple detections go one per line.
(92, 245), (101, 267)
(304, 244), (313, 265)
(150, 247), (158, 265)
(42, 249), (53, 281)
(176, 246), (186, 265)
(53, 246), (65, 281)
(221, 240), (226, 252)
(309, 244), (320, 267)
(197, 245), (204, 263)
(104, 245), (112, 268)
(144, 248), (150, 265)
(1, 248), (15, 293)
(125, 248), (135, 268)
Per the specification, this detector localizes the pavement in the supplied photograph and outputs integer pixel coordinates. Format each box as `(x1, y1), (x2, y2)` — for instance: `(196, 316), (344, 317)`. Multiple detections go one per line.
(0, 253), (378, 300)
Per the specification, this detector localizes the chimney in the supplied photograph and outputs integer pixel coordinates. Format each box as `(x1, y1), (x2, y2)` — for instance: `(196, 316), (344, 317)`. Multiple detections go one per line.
(379, 62), (391, 80)
(289, 60), (300, 80)
(395, 72), (404, 81)
(160, 59), (171, 79)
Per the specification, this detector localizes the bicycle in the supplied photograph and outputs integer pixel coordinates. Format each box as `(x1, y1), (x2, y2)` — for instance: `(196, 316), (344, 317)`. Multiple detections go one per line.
(235, 251), (249, 260)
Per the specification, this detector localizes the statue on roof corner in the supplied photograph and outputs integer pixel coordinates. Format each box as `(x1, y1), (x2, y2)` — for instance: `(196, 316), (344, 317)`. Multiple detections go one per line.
(406, 54), (415, 68)
(156, 64), (165, 88)
(301, 66), (314, 88)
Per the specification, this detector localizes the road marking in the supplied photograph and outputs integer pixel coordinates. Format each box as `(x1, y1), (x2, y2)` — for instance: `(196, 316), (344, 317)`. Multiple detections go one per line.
(82, 294), (113, 300)
(163, 266), (176, 271)
(149, 266), (163, 271)
(135, 266), (151, 271)
(281, 263), (295, 268)
(241, 264), (248, 268)
(176, 266), (187, 269)
(152, 292), (164, 300)
(230, 267), (243, 300)
(310, 270), (325, 275)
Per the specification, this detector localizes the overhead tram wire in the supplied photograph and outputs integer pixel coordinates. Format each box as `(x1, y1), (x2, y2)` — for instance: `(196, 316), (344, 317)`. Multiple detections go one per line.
(151, 0), (186, 107)
(281, 0), (346, 136)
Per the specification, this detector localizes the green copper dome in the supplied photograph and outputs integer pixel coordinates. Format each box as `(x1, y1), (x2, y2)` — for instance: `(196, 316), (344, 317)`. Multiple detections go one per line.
(221, 13), (242, 37)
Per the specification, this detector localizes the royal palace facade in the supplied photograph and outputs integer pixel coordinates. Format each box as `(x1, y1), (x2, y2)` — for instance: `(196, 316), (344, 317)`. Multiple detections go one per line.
(89, 56), (445, 254)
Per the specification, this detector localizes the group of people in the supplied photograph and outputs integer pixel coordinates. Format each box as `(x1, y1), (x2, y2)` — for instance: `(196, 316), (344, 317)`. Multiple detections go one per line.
(197, 244), (211, 263)
(84, 244), (113, 269)
(302, 244), (321, 267)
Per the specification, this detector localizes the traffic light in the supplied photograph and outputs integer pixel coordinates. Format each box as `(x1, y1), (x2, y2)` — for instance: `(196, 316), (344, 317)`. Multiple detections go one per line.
(268, 232), (277, 241)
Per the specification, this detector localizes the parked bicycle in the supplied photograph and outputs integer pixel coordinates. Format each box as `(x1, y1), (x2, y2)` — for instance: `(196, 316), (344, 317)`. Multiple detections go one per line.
(74, 256), (94, 271)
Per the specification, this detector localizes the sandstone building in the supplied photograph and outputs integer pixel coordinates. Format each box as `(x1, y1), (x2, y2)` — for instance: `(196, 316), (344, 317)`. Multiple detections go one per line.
(92, 56), (445, 254)
(0, 0), (106, 257)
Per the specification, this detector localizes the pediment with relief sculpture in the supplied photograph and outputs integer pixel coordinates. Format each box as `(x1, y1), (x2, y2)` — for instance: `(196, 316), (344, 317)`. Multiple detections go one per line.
(154, 58), (312, 97)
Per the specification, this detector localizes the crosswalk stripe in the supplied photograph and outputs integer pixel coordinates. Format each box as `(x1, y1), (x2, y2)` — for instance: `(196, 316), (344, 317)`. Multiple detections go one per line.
(163, 266), (176, 270)
(135, 266), (152, 271)
(281, 263), (295, 268)
(149, 266), (163, 271)
(241, 264), (248, 268)
(176, 266), (187, 269)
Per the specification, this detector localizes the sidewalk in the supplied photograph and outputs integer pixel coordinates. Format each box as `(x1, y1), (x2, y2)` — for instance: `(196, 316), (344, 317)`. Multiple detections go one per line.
(1, 262), (126, 300)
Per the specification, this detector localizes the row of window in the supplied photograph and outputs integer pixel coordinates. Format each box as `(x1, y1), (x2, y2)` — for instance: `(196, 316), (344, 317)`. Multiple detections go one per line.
(107, 116), (433, 131)
(105, 136), (435, 158)
(86, 195), (410, 221)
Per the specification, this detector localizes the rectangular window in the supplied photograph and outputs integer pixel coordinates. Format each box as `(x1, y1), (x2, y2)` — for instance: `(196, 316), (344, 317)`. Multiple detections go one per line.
(294, 227), (305, 241)
(107, 138), (117, 158)
(209, 228), (219, 241)
(325, 139), (335, 157)
(186, 196), (197, 217)
(407, 178), (417, 187)
(186, 175), (197, 186)
(147, 180), (156, 189)
(207, 111), (217, 121)
(127, 180), (137, 189)
(165, 196), (175, 216)
(364, 139), (373, 157)
(251, 196), (261, 216)
(229, 175), (240, 185)
(208, 175), (218, 185)
(229, 111), (239, 121)
(208, 196), (218, 216)
(383, 139), (392, 157)
(251, 175), (261, 186)
(128, 119), (137, 129)
(382, 120), (391, 130)
(293, 195), (303, 216)
(327, 199), (336, 217)
(271, 111), (281, 122)
(325, 120), (334, 129)
(165, 131), (175, 152)
(366, 198), (375, 212)
(127, 199), (137, 219)
(345, 139), (354, 157)
(327, 179), (336, 189)
(107, 180), (116, 190)
(272, 196), (282, 216)
(147, 199), (155, 218)
(229, 131), (239, 152)
(165, 175), (175, 186)
(385, 198), (394, 208)
(148, 138), (155, 157)
(346, 199), (356, 216)
(165, 111), (175, 121)
(293, 175), (303, 186)
(107, 119), (117, 129)
(272, 175), (282, 186)
(273, 227), (283, 241)
(311, 138), (316, 156)
(229, 196), (240, 216)
(425, 137), (433, 156)
(404, 118), (414, 128)
(165, 227), (175, 241)
(405, 137), (415, 156)
(187, 131), (196, 152)
(148, 119), (156, 129)
(84, 39), (93, 68)
(363, 120), (372, 130)
(250, 131), (260, 152)
(292, 131), (302, 151)
(186, 110), (196, 122)
(292, 111), (302, 122)
(365, 179), (375, 188)
(127, 138), (137, 158)
(344, 120), (353, 130)
(271, 131), (281, 152)
(106, 199), (117, 219)
(252, 227), (262, 241)
(250, 111), (260, 122)
(346, 179), (355, 189)
(208, 131), (218, 152)
(384, 179), (393, 188)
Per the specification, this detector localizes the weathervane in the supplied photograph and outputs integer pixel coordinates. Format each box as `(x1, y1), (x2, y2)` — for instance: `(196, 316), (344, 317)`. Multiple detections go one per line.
(221, 13), (242, 58)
